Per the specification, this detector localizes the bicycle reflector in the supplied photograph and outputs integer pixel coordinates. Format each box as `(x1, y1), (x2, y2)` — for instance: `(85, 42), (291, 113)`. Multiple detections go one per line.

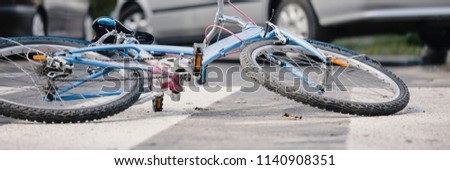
(332, 58), (349, 67)
(193, 43), (204, 76)
(33, 55), (47, 61)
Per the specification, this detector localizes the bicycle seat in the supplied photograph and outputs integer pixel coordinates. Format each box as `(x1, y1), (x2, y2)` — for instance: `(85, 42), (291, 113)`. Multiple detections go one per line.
(91, 16), (154, 44)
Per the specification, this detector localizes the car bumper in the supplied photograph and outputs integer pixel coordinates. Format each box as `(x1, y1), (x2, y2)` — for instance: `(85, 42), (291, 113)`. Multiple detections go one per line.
(323, 7), (450, 26)
(0, 5), (36, 37)
(312, 0), (450, 26)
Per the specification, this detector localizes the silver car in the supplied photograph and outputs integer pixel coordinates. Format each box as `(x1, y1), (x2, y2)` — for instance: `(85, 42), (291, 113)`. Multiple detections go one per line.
(0, 0), (93, 39)
(112, 0), (450, 63)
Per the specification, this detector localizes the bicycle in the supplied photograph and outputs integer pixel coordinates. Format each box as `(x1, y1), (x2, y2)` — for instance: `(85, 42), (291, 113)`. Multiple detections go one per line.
(0, 0), (409, 123)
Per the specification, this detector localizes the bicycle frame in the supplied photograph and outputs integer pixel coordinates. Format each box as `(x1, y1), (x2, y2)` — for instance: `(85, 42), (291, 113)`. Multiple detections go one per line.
(50, 0), (328, 101)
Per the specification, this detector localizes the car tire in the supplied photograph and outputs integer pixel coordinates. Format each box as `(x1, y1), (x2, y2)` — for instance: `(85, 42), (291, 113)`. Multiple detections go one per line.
(119, 5), (147, 32)
(419, 29), (450, 64)
(32, 12), (46, 36)
(274, 0), (332, 41)
(421, 46), (448, 65)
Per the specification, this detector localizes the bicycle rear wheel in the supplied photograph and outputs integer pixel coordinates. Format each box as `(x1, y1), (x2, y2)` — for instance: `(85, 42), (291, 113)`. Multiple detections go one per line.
(0, 36), (142, 123)
(240, 40), (409, 116)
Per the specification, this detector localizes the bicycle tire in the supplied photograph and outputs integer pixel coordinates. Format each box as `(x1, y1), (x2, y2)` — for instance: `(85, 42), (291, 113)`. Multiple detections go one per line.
(240, 39), (409, 116)
(0, 36), (142, 123)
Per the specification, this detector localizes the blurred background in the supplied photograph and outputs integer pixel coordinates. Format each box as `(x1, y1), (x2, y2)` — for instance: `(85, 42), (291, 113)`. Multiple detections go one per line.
(1, 0), (450, 64)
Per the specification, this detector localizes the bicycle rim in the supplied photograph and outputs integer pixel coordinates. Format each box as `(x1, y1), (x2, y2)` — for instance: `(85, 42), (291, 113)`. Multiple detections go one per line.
(0, 40), (140, 111)
(249, 44), (402, 105)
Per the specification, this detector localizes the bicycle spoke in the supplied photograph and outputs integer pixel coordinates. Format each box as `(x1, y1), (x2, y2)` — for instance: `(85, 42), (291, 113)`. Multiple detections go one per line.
(251, 44), (400, 103)
(0, 41), (140, 110)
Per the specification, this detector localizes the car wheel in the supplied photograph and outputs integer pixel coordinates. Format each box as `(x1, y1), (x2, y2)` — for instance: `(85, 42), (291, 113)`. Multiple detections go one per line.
(32, 13), (46, 36)
(83, 15), (95, 41)
(419, 29), (450, 64)
(120, 5), (148, 32)
(274, 0), (331, 41)
(421, 46), (448, 65)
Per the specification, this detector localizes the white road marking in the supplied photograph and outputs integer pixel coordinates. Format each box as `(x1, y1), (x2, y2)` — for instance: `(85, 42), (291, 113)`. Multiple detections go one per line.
(347, 88), (450, 149)
(0, 85), (240, 149)
(0, 115), (189, 150)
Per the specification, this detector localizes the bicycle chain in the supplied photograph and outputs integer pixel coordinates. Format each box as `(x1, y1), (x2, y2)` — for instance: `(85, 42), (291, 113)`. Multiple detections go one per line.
(50, 54), (184, 82)
(53, 74), (174, 82)
(95, 57), (156, 62)
(53, 78), (143, 82)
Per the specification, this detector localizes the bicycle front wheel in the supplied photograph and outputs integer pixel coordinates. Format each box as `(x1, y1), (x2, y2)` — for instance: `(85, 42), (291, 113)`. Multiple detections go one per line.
(240, 40), (409, 116)
(0, 36), (142, 123)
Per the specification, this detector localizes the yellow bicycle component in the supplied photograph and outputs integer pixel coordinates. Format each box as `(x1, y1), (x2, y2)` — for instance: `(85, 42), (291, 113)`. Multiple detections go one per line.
(193, 43), (204, 77)
(194, 54), (203, 73)
(332, 58), (349, 67)
(156, 99), (162, 108)
(33, 55), (47, 61)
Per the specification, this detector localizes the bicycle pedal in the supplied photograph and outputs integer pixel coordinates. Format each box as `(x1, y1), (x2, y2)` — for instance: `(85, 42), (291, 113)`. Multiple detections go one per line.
(134, 31), (155, 44)
(152, 96), (164, 112)
(193, 43), (204, 76)
(168, 91), (181, 102)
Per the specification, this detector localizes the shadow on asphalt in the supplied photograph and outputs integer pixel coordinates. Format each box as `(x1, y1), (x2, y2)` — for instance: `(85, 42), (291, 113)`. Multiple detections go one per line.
(0, 117), (22, 125)
(379, 59), (424, 67)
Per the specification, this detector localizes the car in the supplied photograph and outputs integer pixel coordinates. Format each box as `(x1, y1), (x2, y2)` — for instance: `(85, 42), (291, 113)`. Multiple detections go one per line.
(112, 0), (450, 64)
(0, 0), (93, 40)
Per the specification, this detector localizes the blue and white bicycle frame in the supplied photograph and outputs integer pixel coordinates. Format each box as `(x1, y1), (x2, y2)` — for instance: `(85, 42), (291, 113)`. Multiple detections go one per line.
(50, 0), (328, 102)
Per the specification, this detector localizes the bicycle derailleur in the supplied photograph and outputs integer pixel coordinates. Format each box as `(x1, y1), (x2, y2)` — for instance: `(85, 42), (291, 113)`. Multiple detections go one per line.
(38, 56), (74, 101)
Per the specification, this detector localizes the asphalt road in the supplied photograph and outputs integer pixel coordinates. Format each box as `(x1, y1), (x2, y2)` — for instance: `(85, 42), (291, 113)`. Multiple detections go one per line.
(0, 57), (449, 150)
